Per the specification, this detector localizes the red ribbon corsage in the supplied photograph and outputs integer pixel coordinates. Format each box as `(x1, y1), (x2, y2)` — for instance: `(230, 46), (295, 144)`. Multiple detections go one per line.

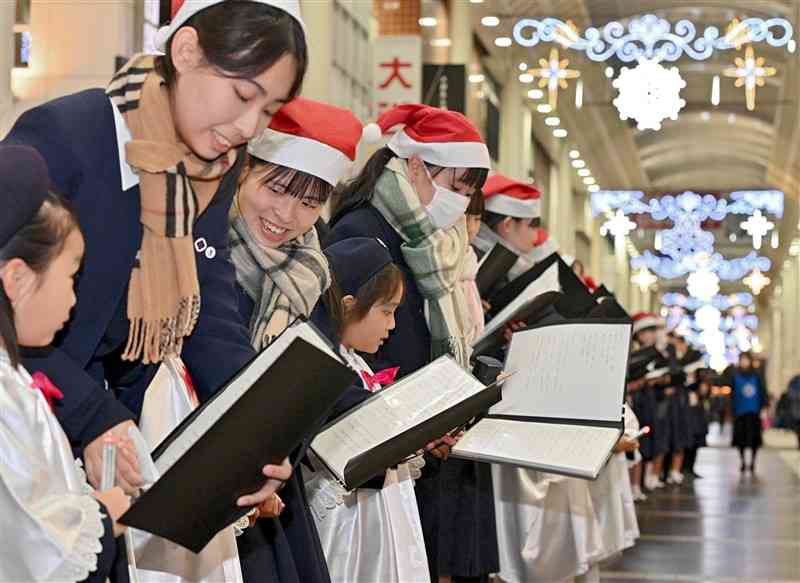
(30, 371), (64, 413)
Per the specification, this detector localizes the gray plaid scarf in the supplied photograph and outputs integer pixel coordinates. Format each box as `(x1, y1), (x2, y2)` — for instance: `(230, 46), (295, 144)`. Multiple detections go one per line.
(372, 158), (471, 367)
(229, 211), (330, 350)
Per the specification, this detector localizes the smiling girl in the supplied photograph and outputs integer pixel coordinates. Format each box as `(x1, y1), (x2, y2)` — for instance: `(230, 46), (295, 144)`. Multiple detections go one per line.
(229, 97), (363, 583)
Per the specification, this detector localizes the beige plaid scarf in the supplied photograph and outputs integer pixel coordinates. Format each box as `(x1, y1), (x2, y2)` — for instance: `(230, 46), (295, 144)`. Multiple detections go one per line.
(107, 54), (238, 364)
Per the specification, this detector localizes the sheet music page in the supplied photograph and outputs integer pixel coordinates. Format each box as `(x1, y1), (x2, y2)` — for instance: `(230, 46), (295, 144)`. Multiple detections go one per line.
(477, 263), (561, 343)
(452, 418), (620, 476)
(492, 322), (630, 423)
(311, 356), (485, 480)
(155, 322), (335, 473)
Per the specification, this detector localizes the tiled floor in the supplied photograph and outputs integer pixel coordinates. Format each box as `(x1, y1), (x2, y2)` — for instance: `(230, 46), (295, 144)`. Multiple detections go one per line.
(601, 445), (800, 583)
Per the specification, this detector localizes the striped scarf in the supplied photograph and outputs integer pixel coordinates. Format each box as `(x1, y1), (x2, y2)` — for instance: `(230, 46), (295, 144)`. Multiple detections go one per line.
(229, 209), (330, 351)
(107, 54), (237, 364)
(372, 158), (472, 367)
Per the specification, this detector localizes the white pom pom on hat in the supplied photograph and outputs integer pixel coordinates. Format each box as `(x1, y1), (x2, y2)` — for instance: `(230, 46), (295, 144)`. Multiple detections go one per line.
(361, 122), (383, 144)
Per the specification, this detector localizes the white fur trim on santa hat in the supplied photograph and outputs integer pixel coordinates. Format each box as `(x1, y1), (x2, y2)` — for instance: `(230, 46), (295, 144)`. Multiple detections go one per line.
(248, 128), (353, 186)
(633, 315), (661, 334)
(485, 194), (541, 219)
(387, 129), (491, 170)
(155, 0), (306, 52)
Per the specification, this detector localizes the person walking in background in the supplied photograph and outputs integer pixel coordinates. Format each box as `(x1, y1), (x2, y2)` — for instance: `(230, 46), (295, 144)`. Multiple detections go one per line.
(725, 352), (769, 474)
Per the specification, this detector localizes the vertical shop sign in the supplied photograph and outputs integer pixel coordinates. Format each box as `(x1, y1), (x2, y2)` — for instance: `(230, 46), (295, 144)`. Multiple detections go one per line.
(372, 35), (422, 115)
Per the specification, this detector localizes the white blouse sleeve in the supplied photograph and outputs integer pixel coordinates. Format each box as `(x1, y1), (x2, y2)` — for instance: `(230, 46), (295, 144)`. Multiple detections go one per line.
(0, 469), (105, 582)
(0, 357), (107, 582)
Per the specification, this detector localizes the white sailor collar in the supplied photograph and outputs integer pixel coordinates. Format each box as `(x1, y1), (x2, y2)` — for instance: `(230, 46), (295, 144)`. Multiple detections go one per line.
(110, 97), (140, 191)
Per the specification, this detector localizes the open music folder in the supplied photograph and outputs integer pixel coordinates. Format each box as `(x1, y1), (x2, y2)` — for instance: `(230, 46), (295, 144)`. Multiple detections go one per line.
(489, 253), (597, 319)
(310, 355), (501, 491)
(119, 321), (357, 553)
(473, 262), (562, 357)
(475, 242), (519, 297)
(453, 319), (632, 479)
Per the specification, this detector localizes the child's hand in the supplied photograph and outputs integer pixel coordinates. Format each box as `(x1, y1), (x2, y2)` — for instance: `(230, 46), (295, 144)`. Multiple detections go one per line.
(481, 299), (492, 312)
(502, 321), (527, 342)
(613, 437), (640, 454)
(84, 422), (143, 494)
(92, 487), (131, 537)
(255, 493), (285, 520)
(426, 433), (460, 460)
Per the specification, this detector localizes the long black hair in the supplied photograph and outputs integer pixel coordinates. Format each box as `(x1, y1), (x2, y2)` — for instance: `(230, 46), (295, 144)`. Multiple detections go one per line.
(156, 1), (308, 100)
(0, 193), (79, 367)
(330, 147), (489, 225)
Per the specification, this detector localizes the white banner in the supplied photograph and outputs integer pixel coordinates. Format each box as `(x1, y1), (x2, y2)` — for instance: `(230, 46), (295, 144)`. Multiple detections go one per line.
(372, 35), (422, 116)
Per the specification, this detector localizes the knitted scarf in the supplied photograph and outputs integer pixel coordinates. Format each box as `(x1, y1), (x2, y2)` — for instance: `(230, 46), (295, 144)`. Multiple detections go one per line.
(229, 208), (330, 351)
(371, 158), (472, 367)
(107, 54), (238, 364)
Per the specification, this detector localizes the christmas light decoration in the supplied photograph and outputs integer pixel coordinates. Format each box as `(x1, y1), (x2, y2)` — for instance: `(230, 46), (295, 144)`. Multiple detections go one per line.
(723, 45), (776, 111)
(743, 268), (771, 295)
(631, 267), (658, 292)
(612, 59), (686, 130)
(687, 268), (720, 301)
(740, 209), (775, 249)
(529, 48), (580, 110)
(600, 210), (637, 238)
(512, 14), (794, 62)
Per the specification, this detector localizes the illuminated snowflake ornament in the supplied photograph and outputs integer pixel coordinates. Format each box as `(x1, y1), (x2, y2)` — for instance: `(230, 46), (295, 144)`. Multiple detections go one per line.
(612, 58), (687, 130)
(687, 268), (720, 302)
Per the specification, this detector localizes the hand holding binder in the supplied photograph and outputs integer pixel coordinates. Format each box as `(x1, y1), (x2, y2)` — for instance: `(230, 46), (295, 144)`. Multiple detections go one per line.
(119, 321), (357, 553)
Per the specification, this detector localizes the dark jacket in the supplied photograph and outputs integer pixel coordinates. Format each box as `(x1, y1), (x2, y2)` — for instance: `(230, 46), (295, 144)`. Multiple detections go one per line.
(5, 89), (255, 451)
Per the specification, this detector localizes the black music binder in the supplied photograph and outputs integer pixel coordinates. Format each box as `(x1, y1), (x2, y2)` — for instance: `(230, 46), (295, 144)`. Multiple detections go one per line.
(119, 322), (357, 553)
(489, 253), (597, 319)
(453, 319), (632, 479)
(310, 355), (502, 490)
(475, 243), (519, 296)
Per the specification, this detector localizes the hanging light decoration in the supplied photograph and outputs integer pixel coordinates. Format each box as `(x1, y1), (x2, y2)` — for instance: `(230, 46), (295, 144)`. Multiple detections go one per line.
(740, 209), (775, 249)
(743, 268), (771, 295)
(612, 59), (687, 130)
(530, 48), (580, 110)
(600, 210), (637, 238)
(687, 269), (720, 301)
(723, 45), (776, 111)
(631, 267), (658, 292)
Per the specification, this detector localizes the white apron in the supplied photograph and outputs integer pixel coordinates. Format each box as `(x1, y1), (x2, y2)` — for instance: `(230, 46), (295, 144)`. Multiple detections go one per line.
(304, 347), (430, 583)
(493, 466), (605, 583)
(131, 357), (243, 583)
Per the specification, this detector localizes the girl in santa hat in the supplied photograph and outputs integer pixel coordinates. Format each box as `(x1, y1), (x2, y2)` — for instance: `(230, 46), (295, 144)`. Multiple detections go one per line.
(4, 1), (307, 580)
(229, 96), (362, 583)
(329, 104), (496, 582)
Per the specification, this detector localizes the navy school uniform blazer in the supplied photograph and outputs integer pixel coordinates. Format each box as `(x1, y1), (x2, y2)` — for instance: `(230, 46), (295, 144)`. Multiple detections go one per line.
(4, 89), (255, 452)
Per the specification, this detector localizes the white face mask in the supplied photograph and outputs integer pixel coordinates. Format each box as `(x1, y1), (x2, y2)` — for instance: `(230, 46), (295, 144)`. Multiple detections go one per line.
(423, 166), (470, 230)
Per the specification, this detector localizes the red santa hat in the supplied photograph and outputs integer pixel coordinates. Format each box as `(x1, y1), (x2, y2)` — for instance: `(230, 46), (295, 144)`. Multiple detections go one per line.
(247, 97), (363, 186)
(483, 174), (541, 219)
(632, 312), (663, 335)
(156, 0), (306, 51)
(362, 104), (491, 170)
